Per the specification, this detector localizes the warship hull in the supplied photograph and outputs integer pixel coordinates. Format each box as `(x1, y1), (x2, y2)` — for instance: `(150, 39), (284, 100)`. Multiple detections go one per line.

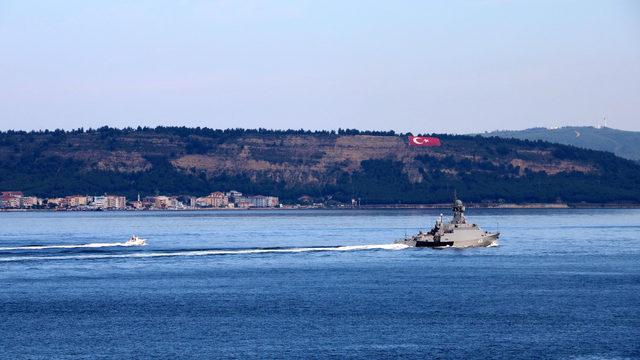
(396, 232), (499, 249)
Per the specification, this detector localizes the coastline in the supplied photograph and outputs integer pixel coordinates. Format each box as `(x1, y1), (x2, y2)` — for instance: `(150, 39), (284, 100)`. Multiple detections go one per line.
(2, 202), (640, 212)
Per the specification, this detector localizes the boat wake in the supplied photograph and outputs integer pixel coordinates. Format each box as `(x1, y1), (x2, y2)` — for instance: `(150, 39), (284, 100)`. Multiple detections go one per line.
(0, 243), (409, 262)
(0, 241), (147, 251)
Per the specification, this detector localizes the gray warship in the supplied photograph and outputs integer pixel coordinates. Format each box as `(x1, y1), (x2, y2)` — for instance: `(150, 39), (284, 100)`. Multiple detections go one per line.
(396, 198), (499, 248)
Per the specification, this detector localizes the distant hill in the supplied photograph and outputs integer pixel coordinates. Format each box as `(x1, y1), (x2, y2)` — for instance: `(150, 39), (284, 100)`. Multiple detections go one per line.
(1, 127), (640, 204)
(479, 126), (640, 161)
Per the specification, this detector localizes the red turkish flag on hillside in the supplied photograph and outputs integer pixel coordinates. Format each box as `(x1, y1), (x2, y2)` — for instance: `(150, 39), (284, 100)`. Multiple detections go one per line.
(408, 136), (441, 147)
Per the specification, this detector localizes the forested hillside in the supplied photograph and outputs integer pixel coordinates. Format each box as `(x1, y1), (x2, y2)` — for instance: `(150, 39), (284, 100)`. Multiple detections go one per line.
(1, 127), (640, 204)
(480, 126), (640, 161)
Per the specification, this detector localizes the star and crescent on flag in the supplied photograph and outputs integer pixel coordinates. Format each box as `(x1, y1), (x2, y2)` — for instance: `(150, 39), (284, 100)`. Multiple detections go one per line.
(408, 136), (441, 147)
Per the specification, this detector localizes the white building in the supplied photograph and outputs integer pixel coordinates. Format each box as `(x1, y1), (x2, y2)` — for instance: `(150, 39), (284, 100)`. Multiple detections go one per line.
(235, 195), (279, 208)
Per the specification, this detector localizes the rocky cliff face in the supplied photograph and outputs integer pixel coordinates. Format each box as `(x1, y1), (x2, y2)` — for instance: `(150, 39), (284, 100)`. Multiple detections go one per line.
(168, 134), (599, 187)
(171, 135), (426, 186)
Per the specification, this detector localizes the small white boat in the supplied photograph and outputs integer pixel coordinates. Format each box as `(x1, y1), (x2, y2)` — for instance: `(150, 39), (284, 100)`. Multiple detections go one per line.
(125, 235), (147, 246)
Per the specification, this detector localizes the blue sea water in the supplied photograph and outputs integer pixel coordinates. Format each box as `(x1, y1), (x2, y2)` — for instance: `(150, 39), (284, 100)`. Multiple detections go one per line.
(0, 209), (639, 359)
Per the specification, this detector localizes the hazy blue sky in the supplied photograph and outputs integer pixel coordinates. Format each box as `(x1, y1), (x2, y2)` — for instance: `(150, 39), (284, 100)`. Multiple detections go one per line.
(1, 1), (638, 133)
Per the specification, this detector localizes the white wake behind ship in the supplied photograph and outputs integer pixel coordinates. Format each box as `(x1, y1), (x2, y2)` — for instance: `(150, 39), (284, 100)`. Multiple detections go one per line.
(0, 236), (147, 251)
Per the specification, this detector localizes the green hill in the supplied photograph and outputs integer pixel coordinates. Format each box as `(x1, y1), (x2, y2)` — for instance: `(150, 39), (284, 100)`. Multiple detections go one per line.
(479, 126), (640, 162)
(1, 127), (640, 204)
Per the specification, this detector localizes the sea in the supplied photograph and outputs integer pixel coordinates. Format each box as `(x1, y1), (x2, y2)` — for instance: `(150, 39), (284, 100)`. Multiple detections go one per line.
(0, 209), (638, 359)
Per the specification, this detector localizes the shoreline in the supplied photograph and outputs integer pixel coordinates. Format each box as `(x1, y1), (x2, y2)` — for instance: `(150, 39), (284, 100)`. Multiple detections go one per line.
(2, 202), (640, 212)
(357, 203), (640, 209)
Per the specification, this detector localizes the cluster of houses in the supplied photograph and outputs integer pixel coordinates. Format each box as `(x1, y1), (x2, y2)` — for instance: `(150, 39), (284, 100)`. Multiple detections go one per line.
(0, 192), (41, 209)
(0, 190), (279, 210)
(193, 191), (279, 209)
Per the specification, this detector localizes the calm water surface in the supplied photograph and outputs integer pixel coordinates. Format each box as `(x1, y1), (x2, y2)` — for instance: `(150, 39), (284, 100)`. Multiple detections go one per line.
(1, 209), (639, 359)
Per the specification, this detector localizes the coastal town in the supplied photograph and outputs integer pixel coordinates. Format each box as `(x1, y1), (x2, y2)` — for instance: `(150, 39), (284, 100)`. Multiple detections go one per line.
(0, 190), (280, 211)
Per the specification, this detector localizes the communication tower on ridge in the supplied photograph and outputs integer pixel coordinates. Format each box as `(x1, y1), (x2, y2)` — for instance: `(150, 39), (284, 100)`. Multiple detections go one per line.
(596, 116), (607, 129)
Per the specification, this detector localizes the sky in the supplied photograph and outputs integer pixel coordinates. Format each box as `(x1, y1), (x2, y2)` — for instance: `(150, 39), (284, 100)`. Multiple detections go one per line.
(0, 1), (638, 134)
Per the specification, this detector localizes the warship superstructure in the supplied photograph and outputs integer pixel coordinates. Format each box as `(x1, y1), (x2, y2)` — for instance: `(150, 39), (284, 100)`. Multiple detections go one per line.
(396, 198), (499, 248)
